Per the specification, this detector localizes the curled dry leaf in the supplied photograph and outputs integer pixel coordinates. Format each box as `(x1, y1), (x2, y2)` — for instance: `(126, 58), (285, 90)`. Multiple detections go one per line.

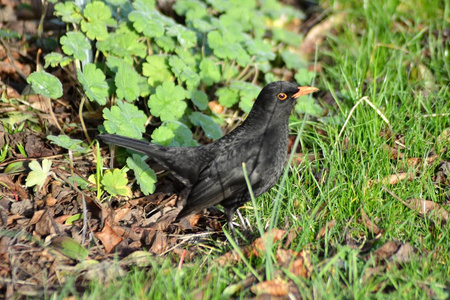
(216, 229), (286, 266)
(372, 241), (400, 262)
(316, 219), (336, 240)
(251, 279), (289, 296)
(95, 223), (123, 253)
(391, 242), (414, 263)
(404, 198), (448, 224)
(367, 172), (415, 187)
(360, 209), (383, 235)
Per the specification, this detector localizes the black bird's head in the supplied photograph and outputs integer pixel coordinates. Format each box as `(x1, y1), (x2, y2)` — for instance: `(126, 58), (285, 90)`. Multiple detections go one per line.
(247, 81), (319, 124)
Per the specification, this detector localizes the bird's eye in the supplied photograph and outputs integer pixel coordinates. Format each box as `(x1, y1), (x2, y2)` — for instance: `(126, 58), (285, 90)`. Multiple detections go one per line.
(277, 93), (288, 100)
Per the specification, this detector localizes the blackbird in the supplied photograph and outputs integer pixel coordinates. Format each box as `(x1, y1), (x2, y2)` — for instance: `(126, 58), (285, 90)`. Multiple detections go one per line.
(99, 81), (318, 231)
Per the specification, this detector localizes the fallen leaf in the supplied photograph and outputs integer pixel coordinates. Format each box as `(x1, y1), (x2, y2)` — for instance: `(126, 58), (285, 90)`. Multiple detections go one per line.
(368, 172), (414, 186)
(372, 241), (400, 262)
(403, 198), (448, 224)
(95, 223), (123, 253)
(316, 219), (336, 240)
(149, 231), (168, 254)
(251, 279), (289, 296)
(391, 242), (414, 263)
(360, 209), (383, 235)
(216, 229), (286, 266)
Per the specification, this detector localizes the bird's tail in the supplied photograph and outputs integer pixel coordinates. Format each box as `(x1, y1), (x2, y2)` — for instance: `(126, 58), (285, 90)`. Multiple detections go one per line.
(98, 134), (156, 155)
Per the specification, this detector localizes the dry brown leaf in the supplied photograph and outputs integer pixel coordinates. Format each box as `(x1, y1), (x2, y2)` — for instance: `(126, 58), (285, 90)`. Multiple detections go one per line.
(316, 219), (336, 240)
(372, 241), (400, 261)
(149, 231), (168, 255)
(95, 223), (123, 253)
(249, 229), (286, 257)
(360, 209), (383, 235)
(368, 172), (414, 186)
(216, 229), (286, 266)
(208, 100), (224, 114)
(113, 207), (131, 223)
(251, 279), (289, 296)
(404, 198), (448, 224)
(391, 242), (414, 263)
(276, 249), (312, 278)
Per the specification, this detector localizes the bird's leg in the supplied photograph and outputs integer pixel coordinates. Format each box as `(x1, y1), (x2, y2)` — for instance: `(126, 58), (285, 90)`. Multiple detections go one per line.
(224, 207), (237, 236)
(236, 209), (248, 231)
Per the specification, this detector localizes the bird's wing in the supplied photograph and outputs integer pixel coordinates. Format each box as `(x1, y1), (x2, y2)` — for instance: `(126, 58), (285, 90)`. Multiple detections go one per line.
(98, 134), (211, 186)
(177, 138), (264, 218)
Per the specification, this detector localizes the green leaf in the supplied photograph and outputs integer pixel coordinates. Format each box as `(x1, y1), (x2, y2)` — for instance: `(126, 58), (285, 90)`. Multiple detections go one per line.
(54, 2), (82, 24)
(103, 101), (147, 139)
(142, 56), (173, 87)
(148, 81), (187, 121)
(207, 30), (250, 65)
(152, 121), (197, 146)
(245, 39), (275, 62)
(96, 29), (146, 61)
(272, 28), (303, 47)
(26, 159), (52, 189)
(60, 32), (91, 61)
(80, 2), (114, 41)
(174, 0), (207, 20)
(44, 52), (72, 68)
(199, 58), (221, 86)
(51, 236), (89, 261)
(294, 69), (316, 86)
(77, 63), (109, 105)
(102, 169), (132, 197)
(47, 135), (87, 152)
(68, 176), (92, 190)
(155, 36), (176, 52)
(129, 0), (168, 38)
(27, 71), (63, 99)
(215, 87), (239, 108)
(281, 50), (306, 70)
(189, 112), (222, 140)
(190, 90), (209, 110)
(294, 95), (323, 117)
(65, 213), (83, 225)
(115, 64), (140, 102)
(151, 126), (174, 146)
(230, 81), (260, 113)
(126, 154), (157, 195)
(168, 56), (200, 91)
(166, 25), (197, 48)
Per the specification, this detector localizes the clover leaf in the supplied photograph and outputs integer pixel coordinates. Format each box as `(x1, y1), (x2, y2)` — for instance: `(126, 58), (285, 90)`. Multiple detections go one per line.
(189, 112), (222, 140)
(148, 81), (187, 121)
(60, 32), (91, 61)
(142, 56), (173, 87)
(103, 101), (147, 139)
(126, 154), (157, 195)
(47, 135), (87, 153)
(102, 169), (132, 197)
(152, 121), (197, 146)
(44, 52), (72, 68)
(77, 63), (109, 105)
(199, 58), (221, 86)
(115, 64), (140, 102)
(80, 2), (115, 41)
(25, 159), (52, 190)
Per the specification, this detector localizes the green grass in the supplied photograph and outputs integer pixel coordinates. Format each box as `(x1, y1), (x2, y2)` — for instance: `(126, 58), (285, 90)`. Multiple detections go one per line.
(54, 0), (449, 298)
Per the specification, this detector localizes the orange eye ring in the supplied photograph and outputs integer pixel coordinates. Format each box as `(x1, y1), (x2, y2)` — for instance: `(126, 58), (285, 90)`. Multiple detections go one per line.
(277, 93), (288, 100)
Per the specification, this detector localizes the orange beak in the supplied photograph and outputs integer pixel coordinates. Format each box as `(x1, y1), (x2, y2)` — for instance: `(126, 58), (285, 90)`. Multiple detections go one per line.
(292, 86), (319, 99)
